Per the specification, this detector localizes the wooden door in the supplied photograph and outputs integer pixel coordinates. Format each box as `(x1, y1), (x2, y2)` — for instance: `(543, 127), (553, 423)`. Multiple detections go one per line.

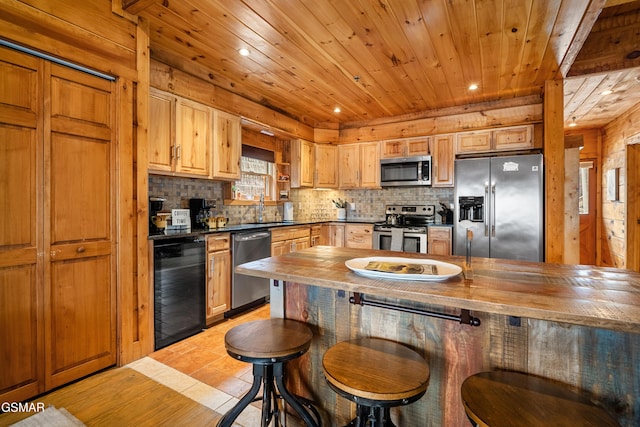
(579, 160), (597, 265)
(315, 144), (338, 188)
(148, 88), (174, 172)
(359, 142), (381, 188)
(175, 98), (211, 177)
(431, 134), (455, 187)
(0, 47), (44, 402)
(212, 110), (241, 180)
(45, 63), (116, 389)
(206, 250), (230, 321)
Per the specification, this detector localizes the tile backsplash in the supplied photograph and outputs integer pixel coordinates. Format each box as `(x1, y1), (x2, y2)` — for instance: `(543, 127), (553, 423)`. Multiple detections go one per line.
(149, 175), (454, 225)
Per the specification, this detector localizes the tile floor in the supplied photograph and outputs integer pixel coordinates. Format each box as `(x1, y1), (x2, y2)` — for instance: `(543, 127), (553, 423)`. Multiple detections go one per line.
(128, 304), (271, 426)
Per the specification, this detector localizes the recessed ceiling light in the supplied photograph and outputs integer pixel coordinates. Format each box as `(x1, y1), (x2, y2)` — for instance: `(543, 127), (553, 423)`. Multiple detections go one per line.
(468, 83), (479, 90)
(601, 89), (613, 95)
(238, 48), (250, 56)
(334, 107), (341, 113)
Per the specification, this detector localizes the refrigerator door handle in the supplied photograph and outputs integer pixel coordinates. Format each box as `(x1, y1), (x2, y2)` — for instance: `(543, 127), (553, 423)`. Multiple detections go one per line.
(491, 181), (496, 237)
(484, 182), (490, 236)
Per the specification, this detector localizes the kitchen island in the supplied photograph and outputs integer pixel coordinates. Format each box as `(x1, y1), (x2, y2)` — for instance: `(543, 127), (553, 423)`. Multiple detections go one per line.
(237, 246), (640, 426)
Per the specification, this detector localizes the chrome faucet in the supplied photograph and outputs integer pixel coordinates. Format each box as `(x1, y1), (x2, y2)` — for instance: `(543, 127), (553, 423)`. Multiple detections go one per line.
(258, 193), (264, 223)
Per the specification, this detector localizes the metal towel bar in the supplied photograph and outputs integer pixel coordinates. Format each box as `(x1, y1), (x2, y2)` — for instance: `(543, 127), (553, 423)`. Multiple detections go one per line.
(350, 292), (481, 327)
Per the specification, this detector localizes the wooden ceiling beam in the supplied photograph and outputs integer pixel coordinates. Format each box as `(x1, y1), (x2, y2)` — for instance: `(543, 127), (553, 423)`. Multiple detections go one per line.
(568, 3), (640, 75)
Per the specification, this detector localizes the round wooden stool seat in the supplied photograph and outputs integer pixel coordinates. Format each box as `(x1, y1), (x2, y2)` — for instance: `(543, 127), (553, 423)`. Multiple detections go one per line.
(217, 319), (320, 427)
(461, 371), (620, 427)
(323, 338), (429, 426)
(225, 318), (313, 362)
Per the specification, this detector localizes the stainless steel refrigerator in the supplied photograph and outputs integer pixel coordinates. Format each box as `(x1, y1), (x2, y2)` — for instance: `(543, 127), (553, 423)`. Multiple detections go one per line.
(454, 154), (544, 262)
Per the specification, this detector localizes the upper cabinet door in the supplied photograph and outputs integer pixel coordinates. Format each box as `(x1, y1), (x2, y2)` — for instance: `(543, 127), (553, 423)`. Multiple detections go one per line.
(359, 142), (380, 188)
(148, 88), (174, 172)
(291, 139), (315, 188)
(175, 98), (211, 177)
(338, 144), (360, 188)
(430, 134), (455, 187)
(212, 110), (241, 181)
(315, 143), (338, 188)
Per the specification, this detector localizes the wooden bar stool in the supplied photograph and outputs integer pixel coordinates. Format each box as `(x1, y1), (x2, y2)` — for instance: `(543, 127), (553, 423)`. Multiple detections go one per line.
(461, 371), (620, 427)
(217, 318), (321, 427)
(322, 338), (430, 427)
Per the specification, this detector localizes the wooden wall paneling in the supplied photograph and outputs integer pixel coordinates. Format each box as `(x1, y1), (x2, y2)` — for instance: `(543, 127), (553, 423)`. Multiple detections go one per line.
(150, 60), (314, 141)
(0, 0), (137, 81)
(116, 74), (135, 365)
(338, 101), (542, 143)
(133, 16), (153, 361)
(543, 80), (565, 263)
(600, 102), (640, 268)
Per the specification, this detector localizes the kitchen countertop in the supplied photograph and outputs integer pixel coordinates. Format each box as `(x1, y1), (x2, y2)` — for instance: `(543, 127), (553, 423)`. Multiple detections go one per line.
(236, 245), (640, 333)
(148, 219), (455, 240)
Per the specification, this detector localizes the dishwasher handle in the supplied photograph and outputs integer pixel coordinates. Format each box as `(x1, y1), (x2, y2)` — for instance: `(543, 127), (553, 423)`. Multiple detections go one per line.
(234, 231), (271, 242)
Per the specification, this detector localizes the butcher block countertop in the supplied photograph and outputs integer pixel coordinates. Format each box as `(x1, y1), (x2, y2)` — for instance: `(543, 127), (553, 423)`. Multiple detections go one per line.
(236, 246), (640, 334)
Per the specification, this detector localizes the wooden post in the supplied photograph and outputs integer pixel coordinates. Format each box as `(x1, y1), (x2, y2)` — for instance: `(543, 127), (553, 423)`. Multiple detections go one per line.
(544, 80), (565, 263)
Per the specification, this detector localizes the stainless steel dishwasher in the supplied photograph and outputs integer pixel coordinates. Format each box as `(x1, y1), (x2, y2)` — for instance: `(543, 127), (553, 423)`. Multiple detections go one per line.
(230, 230), (272, 316)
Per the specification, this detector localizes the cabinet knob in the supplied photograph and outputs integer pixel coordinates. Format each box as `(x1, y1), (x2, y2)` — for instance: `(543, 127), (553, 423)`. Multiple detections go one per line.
(77, 246), (86, 253)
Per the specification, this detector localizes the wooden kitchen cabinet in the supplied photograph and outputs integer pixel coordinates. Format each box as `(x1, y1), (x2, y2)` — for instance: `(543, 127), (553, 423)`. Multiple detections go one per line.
(148, 88), (175, 172)
(291, 139), (315, 188)
(271, 226), (311, 255)
(345, 224), (373, 249)
(493, 125), (533, 151)
(206, 233), (231, 323)
(430, 134), (455, 187)
(320, 223), (345, 246)
(212, 110), (241, 181)
(428, 226), (452, 255)
(0, 49), (116, 402)
(310, 225), (322, 246)
(148, 88), (211, 178)
(338, 142), (380, 189)
(381, 137), (429, 158)
(456, 125), (533, 154)
(315, 143), (338, 188)
(175, 97), (211, 176)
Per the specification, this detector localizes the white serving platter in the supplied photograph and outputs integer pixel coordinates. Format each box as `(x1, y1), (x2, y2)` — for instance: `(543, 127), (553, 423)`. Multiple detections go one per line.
(345, 256), (462, 281)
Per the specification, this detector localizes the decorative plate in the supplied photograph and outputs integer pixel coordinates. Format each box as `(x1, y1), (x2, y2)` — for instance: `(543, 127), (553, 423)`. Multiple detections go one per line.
(345, 256), (462, 281)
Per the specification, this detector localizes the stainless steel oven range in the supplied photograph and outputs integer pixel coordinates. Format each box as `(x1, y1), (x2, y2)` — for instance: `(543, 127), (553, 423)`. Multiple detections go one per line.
(373, 204), (434, 253)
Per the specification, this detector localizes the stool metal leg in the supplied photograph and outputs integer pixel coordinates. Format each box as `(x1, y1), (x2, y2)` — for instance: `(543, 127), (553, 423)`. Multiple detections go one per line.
(217, 363), (264, 427)
(273, 362), (321, 427)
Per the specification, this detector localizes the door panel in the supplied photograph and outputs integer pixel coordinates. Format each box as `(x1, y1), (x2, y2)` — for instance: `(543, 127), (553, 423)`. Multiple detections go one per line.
(45, 63), (116, 389)
(50, 133), (110, 243)
(0, 46), (44, 402)
(579, 160), (597, 265)
(47, 255), (114, 388)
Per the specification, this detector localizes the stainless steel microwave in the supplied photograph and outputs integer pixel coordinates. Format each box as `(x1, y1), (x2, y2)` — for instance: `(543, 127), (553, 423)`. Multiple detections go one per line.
(380, 155), (431, 187)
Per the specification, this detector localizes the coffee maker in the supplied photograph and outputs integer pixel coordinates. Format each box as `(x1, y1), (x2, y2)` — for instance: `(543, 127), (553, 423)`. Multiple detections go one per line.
(189, 198), (216, 230)
(149, 196), (166, 234)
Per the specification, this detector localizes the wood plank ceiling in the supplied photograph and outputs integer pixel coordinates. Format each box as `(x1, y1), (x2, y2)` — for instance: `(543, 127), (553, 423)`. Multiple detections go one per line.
(128, 0), (640, 131)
